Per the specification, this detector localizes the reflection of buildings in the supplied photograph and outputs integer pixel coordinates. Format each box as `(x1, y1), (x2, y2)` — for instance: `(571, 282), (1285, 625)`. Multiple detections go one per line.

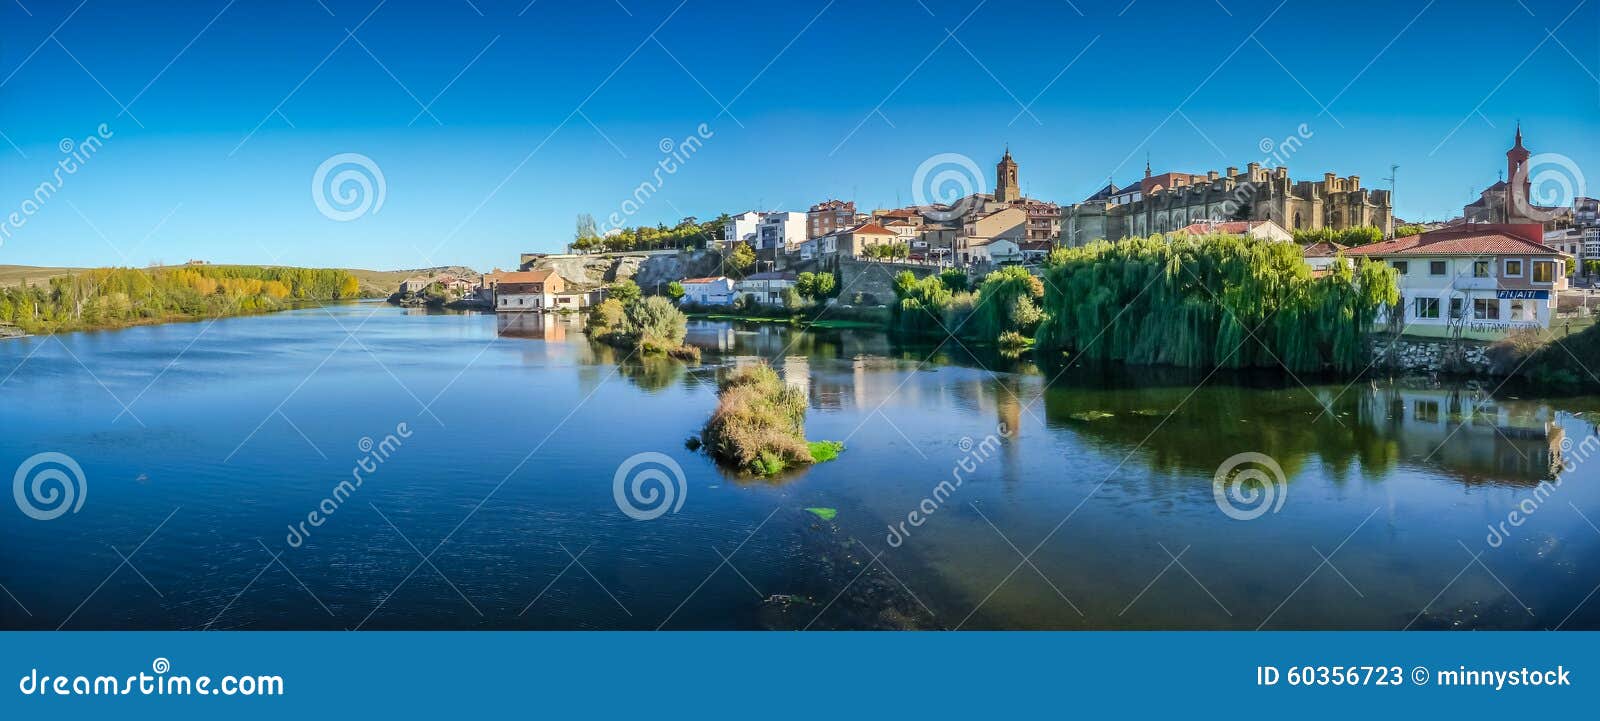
(496, 312), (572, 341)
(781, 355), (809, 398)
(1362, 386), (1563, 484)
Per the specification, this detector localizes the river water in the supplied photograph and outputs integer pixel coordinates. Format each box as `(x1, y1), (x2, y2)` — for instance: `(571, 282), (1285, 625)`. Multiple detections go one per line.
(2, 302), (1598, 630)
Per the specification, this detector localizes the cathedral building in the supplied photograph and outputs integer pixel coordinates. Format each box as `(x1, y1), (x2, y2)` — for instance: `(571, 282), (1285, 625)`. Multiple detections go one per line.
(1061, 161), (1393, 246)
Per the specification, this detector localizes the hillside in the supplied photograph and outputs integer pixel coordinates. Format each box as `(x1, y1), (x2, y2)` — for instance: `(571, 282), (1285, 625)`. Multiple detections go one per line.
(0, 265), (81, 288)
(0, 265), (477, 298)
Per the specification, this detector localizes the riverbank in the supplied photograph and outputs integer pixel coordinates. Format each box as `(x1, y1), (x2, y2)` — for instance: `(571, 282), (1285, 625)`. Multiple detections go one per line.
(0, 265), (368, 335)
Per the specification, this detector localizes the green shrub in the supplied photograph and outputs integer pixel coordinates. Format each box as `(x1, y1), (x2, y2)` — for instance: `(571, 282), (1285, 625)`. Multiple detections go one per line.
(701, 363), (814, 476)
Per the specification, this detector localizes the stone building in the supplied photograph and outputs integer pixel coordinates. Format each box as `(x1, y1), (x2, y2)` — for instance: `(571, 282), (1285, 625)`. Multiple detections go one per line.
(1062, 162), (1393, 246)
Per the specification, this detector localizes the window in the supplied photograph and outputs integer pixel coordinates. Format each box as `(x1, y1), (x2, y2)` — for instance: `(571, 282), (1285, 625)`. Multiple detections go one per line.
(1392, 260), (1409, 274)
(1449, 297), (1464, 319)
(1430, 261), (1447, 276)
(1510, 300), (1535, 321)
(1504, 259), (1523, 277)
(1473, 260), (1490, 278)
(1533, 261), (1555, 283)
(1414, 297), (1440, 319)
(1415, 400), (1440, 423)
(1473, 299), (1500, 320)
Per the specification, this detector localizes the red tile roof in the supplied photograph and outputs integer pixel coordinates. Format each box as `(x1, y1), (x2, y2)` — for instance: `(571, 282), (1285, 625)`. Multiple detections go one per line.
(680, 276), (730, 285)
(1175, 221), (1283, 236)
(1299, 241), (1349, 258)
(495, 269), (559, 284)
(1344, 224), (1558, 257)
(848, 223), (897, 235)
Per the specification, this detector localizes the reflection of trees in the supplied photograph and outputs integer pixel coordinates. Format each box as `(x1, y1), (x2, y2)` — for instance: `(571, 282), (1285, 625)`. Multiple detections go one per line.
(1041, 373), (1565, 488)
(577, 341), (689, 393)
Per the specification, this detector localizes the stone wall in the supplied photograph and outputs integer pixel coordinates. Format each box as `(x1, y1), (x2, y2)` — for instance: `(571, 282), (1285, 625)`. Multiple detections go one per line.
(1368, 335), (1495, 375)
(836, 258), (938, 306)
(531, 250), (726, 291)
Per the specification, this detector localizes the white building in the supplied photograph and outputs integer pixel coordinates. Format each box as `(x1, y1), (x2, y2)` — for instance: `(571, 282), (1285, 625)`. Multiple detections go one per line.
(1346, 224), (1569, 339)
(1300, 241), (1350, 273)
(757, 212), (807, 252)
(679, 276), (736, 306)
(799, 234), (838, 261)
(1174, 219), (1294, 243)
(734, 271), (797, 306)
(722, 211), (763, 247)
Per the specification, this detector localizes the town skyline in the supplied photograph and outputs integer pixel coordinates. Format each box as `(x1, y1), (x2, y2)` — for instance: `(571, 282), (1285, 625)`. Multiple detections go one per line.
(0, 0), (1595, 270)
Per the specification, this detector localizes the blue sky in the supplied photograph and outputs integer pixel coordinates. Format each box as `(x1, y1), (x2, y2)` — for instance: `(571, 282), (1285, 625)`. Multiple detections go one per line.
(0, 0), (1596, 271)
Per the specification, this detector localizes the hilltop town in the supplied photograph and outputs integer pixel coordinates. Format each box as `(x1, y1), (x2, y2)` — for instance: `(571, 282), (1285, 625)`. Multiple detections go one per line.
(431, 128), (1594, 361)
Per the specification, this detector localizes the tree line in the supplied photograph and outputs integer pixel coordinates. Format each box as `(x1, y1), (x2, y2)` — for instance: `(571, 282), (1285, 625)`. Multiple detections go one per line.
(0, 265), (363, 334)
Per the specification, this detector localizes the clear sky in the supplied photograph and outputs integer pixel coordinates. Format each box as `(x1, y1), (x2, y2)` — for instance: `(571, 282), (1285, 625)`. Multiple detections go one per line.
(1, 0), (1596, 271)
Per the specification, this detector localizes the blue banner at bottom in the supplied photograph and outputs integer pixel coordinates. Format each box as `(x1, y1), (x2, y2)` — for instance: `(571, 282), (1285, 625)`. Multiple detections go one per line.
(1, 632), (1592, 718)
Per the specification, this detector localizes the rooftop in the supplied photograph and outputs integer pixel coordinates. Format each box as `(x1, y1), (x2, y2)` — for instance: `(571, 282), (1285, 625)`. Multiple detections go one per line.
(494, 269), (559, 284)
(1344, 224), (1559, 257)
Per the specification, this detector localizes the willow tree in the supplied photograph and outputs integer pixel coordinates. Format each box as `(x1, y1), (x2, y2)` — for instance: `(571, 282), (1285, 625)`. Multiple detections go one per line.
(1035, 234), (1397, 373)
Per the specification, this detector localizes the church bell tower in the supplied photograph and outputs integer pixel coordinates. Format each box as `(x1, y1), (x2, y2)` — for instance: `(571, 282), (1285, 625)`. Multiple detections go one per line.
(995, 146), (1020, 203)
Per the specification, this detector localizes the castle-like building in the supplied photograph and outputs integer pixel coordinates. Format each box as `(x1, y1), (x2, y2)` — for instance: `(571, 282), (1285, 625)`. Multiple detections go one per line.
(1061, 161), (1393, 246)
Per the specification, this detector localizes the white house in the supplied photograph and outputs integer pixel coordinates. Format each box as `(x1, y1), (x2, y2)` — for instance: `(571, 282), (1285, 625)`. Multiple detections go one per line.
(757, 212), (807, 252)
(1300, 241), (1350, 272)
(966, 237), (1022, 264)
(679, 276), (736, 306)
(799, 234), (838, 261)
(734, 271), (797, 306)
(722, 211), (763, 247)
(1173, 219), (1294, 243)
(1345, 223), (1569, 340)
(494, 269), (566, 312)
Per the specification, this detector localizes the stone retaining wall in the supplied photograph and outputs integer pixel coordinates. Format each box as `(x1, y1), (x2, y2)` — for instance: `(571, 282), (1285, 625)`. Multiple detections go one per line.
(1368, 335), (1495, 375)
(835, 258), (937, 306)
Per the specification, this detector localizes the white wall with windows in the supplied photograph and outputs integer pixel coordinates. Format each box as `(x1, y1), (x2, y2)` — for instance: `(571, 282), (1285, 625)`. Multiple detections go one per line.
(1377, 255), (1563, 338)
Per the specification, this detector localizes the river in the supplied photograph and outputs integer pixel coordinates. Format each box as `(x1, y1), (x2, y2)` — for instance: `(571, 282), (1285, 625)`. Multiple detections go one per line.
(2, 301), (1598, 630)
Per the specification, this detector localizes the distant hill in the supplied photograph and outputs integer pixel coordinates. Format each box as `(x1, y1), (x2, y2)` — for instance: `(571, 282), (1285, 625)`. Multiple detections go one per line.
(0, 265), (80, 288)
(0, 264), (478, 298)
